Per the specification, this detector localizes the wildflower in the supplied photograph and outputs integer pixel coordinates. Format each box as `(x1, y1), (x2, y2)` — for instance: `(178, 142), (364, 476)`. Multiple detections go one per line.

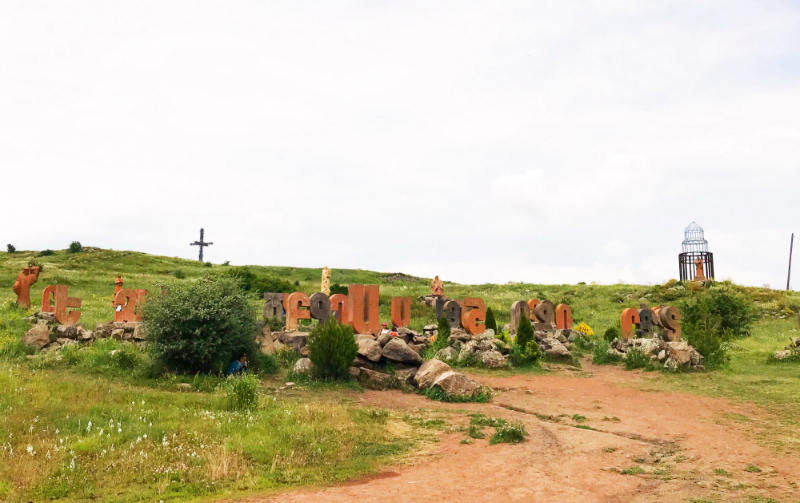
(26, 444), (33, 456)
(99, 429), (104, 436)
(118, 428), (122, 433)
(46, 451), (51, 459)
(87, 421), (92, 433)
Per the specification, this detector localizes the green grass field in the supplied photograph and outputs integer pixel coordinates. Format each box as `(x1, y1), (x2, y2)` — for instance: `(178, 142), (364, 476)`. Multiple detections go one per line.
(1, 247), (800, 502)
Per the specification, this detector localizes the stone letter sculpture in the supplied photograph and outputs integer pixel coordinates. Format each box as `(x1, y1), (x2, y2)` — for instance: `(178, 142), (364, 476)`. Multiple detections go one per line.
(284, 292), (311, 330)
(263, 293), (285, 319)
(431, 276), (444, 296)
(442, 300), (461, 329)
(693, 257), (705, 282)
(348, 284), (380, 335)
(509, 301), (531, 334)
(41, 285), (82, 325)
(12, 266), (40, 308)
(526, 299), (541, 320)
(309, 292), (331, 323)
(113, 275), (124, 305)
(114, 289), (147, 323)
(555, 304), (573, 330)
(460, 297), (486, 335)
(533, 300), (555, 332)
(620, 308), (640, 340)
(321, 266), (331, 296)
(329, 293), (350, 324)
(637, 304), (654, 336)
(659, 306), (682, 342)
(390, 297), (412, 328)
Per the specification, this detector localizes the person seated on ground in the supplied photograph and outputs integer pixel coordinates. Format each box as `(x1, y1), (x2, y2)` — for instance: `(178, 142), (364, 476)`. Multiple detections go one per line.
(380, 322), (390, 335)
(390, 323), (399, 337)
(227, 354), (248, 376)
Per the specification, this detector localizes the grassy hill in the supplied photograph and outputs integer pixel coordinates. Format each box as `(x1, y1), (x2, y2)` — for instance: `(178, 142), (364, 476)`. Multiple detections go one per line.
(3, 247), (798, 340)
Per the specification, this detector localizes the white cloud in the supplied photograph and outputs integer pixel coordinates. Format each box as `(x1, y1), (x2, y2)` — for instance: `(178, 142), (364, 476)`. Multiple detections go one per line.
(0, 1), (798, 288)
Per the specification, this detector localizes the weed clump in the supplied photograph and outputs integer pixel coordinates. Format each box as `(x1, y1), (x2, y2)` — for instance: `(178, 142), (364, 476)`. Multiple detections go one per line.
(142, 276), (257, 374)
(307, 320), (358, 380)
(489, 420), (528, 445)
(172, 269), (186, 279)
(224, 373), (259, 411)
(592, 339), (621, 365)
(624, 347), (649, 370)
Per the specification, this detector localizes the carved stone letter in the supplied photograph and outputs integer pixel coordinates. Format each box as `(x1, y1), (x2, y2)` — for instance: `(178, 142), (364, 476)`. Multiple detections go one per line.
(390, 297), (412, 328)
(348, 284), (380, 335)
(309, 292), (331, 323)
(284, 292), (311, 330)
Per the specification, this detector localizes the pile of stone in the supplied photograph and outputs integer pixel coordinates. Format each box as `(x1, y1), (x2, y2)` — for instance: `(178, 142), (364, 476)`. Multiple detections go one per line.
(433, 326), (575, 366)
(608, 337), (705, 371)
(534, 328), (575, 361)
(21, 311), (145, 352)
(288, 327), (488, 400)
(772, 338), (800, 361)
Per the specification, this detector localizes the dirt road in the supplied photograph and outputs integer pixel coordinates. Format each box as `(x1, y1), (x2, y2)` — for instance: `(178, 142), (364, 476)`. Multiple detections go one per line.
(244, 362), (800, 502)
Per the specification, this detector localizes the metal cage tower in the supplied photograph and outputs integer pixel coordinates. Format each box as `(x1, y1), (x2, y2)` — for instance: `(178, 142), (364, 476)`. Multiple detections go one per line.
(679, 222), (714, 281)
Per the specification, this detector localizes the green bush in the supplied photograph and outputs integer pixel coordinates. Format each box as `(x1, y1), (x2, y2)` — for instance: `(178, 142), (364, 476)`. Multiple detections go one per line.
(307, 320), (358, 380)
(624, 347), (648, 370)
(680, 287), (759, 339)
(224, 373), (259, 411)
(6, 244), (15, 253)
(68, 241), (83, 253)
(603, 326), (620, 342)
(515, 314), (534, 349)
(431, 317), (450, 353)
(251, 352), (280, 375)
(203, 262), (212, 268)
(592, 339), (621, 365)
(38, 249), (54, 257)
(489, 420), (528, 445)
(227, 267), (294, 297)
(682, 302), (732, 369)
(142, 276), (257, 374)
(275, 346), (299, 368)
(330, 284), (348, 296)
(172, 269), (186, 279)
(509, 340), (540, 367)
(485, 307), (498, 333)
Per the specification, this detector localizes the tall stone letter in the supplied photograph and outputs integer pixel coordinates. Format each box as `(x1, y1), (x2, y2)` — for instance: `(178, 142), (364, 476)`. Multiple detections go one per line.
(42, 285), (82, 325)
(309, 292), (331, 323)
(659, 306), (681, 342)
(329, 293), (350, 324)
(533, 300), (555, 332)
(555, 304), (573, 330)
(263, 293), (285, 319)
(348, 284), (380, 335)
(442, 300), (461, 329)
(390, 297), (412, 328)
(284, 292), (311, 330)
(620, 308), (640, 340)
(460, 297), (486, 335)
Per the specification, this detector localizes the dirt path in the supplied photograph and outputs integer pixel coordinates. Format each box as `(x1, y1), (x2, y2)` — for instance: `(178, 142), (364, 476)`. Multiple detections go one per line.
(243, 362), (800, 503)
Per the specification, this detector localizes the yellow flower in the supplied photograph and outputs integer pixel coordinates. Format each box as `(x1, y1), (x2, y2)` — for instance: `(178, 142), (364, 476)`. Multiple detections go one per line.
(573, 322), (594, 337)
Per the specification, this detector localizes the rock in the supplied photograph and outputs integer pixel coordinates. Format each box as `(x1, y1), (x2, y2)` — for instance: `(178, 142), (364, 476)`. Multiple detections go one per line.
(56, 325), (78, 340)
(665, 341), (693, 367)
(279, 332), (308, 351)
(258, 335), (275, 355)
(177, 383), (192, 392)
(483, 329), (495, 338)
(408, 343), (426, 355)
(293, 358), (314, 375)
(431, 371), (481, 399)
(377, 333), (393, 347)
(638, 338), (664, 356)
(494, 340), (511, 355)
(132, 324), (146, 341)
(773, 350), (792, 361)
(356, 336), (383, 362)
(352, 355), (376, 370)
(663, 357), (679, 372)
(299, 347), (309, 357)
(110, 328), (125, 340)
(25, 312), (57, 325)
(450, 329), (471, 342)
(414, 359), (452, 389)
(348, 366), (361, 379)
(57, 338), (77, 348)
(23, 325), (51, 348)
(434, 346), (458, 363)
(79, 329), (94, 342)
(657, 350), (666, 361)
(476, 337), (497, 352)
(480, 350), (507, 368)
(273, 340), (286, 352)
(541, 337), (572, 361)
(396, 367), (417, 382)
(458, 340), (481, 363)
(358, 368), (393, 388)
(412, 336), (430, 346)
(555, 332), (567, 344)
(381, 338), (423, 365)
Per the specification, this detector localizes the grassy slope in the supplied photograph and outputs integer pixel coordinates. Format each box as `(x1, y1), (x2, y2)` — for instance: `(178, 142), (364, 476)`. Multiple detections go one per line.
(2, 248), (800, 502)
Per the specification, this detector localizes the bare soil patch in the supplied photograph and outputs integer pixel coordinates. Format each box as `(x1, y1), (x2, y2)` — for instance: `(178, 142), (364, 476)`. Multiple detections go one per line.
(237, 362), (800, 503)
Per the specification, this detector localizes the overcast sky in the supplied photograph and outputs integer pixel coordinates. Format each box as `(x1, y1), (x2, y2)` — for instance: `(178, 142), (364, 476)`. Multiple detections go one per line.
(2, 1), (799, 287)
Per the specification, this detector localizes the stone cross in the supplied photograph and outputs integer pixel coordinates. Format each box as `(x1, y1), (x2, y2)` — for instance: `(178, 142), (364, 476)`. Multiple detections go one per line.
(190, 228), (213, 262)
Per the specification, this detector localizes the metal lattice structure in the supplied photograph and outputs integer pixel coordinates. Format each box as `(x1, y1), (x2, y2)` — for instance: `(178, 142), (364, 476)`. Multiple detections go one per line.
(679, 222), (714, 281)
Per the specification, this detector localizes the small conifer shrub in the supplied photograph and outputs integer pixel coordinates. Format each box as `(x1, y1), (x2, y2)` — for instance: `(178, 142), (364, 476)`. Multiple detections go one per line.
(485, 307), (498, 333)
(515, 314), (534, 350)
(307, 319), (358, 380)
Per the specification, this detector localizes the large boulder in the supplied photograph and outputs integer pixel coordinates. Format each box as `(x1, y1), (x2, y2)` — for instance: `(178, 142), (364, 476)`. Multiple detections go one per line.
(352, 355), (376, 369)
(408, 343), (426, 355)
(434, 346), (458, 363)
(355, 335), (383, 362)
(357, 368), (393, 389)
(293, 358), (314, 375)
(377, 333), (393, 347)
(23, 325), (51, 348)
(480, 350), (507, 368)
(458, 340), (481, 363)
(279, 332), (308, 351)
(55, 325), (78, 340)
(541, 337), (572, 361)
(381, 338), (423, 365)
(414, 359), (452, 389)
(665, 341), (693, 366)
(431, 371), (481, 399)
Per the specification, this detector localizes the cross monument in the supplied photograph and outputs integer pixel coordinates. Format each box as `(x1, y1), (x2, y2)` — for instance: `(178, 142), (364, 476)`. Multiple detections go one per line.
(190, 228), (213, 262)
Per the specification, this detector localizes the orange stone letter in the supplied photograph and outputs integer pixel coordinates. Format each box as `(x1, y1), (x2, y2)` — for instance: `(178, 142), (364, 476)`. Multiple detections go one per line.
(390, 297), (412, 328)
(620, 308), (640, 340)
(527, 299), (541, 321)
(460, 297), (486, 335)
(329, 293), (350, 324)
(12, 266), (40, 308)
(348, 284), (380, 335)
(114, 288), (147, 322)
(555, 304), (573, 330)
(284, 292), (311, 330)
(42, 285), (82, 325)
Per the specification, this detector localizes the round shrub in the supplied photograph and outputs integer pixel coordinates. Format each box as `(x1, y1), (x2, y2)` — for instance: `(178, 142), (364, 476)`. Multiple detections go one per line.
(307, 320), (358, 380)
(141, 276), (257, 374)
(68, 241), (83, 253)
(603, 326), (620, 342)
(6, 244), (15, 253)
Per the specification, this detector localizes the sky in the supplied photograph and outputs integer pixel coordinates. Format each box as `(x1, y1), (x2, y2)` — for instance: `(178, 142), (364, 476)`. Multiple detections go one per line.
(1, 1), (799, 287)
